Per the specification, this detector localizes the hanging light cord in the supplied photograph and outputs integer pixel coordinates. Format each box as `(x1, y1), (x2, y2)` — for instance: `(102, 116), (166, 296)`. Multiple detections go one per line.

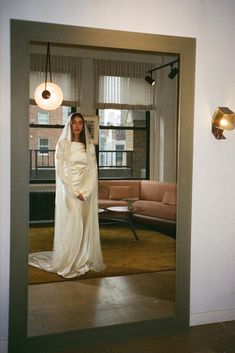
(41, 42), (52, 99)
(44, 42), (52, 91)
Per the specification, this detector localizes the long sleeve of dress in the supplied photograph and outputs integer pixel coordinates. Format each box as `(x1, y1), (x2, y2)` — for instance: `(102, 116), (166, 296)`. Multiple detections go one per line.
(55, 141), (78, 199)
(79, 147), (97, 199)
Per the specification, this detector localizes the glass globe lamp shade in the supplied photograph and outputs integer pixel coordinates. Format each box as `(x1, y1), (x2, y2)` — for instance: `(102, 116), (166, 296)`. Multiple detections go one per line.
(34, 82), (63, 110)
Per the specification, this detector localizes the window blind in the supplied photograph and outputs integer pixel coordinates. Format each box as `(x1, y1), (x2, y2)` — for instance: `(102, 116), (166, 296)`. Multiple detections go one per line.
(94, 59), (156, 110)
(30, 54), (82, 106)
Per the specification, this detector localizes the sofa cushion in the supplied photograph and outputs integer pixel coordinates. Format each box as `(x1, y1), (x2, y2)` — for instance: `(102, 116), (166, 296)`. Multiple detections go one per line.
(133, 200), (176, 221)
(109, 186), (132, 200)
(99, 180), (141, 199)
(99, 199), (127, 208)
(163, 191), (177, 206)
(98, 182), (109, 199)
(140, 181), (176, 202)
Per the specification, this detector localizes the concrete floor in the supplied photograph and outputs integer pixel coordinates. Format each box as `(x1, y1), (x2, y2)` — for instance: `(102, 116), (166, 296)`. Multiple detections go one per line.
(61, 321), (235, 353)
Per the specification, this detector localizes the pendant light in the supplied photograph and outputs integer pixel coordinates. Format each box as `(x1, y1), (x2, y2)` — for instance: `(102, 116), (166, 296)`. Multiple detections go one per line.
(34, 42), (63, 110)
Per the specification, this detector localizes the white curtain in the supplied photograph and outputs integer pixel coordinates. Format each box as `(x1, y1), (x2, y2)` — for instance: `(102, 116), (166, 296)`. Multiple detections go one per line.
(30, 54), (82, 106)
(94, 59), (156, 110)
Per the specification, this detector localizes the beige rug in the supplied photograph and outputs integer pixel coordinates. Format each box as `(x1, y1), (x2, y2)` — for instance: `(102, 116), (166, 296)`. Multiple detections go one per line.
(28, 225), (176, 284)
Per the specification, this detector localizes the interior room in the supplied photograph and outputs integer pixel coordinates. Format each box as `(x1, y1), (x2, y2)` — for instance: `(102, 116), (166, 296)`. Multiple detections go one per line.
(1, 1), (235, 353)
(27, 41), (178, 336)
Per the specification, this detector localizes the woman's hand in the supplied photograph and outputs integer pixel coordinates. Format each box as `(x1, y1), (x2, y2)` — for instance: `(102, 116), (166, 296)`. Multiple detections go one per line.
(77, 193), (84, 201)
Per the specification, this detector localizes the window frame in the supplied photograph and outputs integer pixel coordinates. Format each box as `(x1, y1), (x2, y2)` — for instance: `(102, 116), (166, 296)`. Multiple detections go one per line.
(97, 109), (150, 180)
(29, 104), (76, 184)
(37, 111), (49, 125)
(38, 137), (50, 155)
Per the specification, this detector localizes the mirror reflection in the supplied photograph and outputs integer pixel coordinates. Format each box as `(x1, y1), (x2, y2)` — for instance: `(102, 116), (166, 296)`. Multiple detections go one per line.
(28, 42), (178, 337)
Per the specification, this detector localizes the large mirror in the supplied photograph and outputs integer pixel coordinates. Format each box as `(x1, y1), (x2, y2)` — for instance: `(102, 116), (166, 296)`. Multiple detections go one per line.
(28, 42), (178, 336)
(10, 20), (195, 353)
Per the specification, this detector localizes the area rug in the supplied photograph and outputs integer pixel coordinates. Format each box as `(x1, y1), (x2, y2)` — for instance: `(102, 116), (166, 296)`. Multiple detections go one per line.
(28, 225), (176, 284)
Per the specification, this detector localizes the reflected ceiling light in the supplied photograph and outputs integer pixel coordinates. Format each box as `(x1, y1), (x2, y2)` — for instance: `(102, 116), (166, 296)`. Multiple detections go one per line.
(145, 58), (179, 85)
(34, 42), (63, 110)
(212, 107), (235, 140)
(145, 74), (156, 86)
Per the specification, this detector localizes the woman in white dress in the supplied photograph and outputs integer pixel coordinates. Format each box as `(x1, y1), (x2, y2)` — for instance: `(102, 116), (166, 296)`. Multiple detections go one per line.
(29, 113), (106, 278)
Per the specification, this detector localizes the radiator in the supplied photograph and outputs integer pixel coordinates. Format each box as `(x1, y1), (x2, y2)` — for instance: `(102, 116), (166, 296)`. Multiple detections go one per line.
(29, 191), (55, 223)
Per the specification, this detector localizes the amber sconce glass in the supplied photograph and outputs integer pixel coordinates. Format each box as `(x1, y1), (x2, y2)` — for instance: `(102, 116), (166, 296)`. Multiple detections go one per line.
(212, 107), (235, 140)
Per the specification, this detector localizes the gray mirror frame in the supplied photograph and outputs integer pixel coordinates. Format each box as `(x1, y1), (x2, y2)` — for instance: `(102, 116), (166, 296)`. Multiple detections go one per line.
(9, 19), (195, 353)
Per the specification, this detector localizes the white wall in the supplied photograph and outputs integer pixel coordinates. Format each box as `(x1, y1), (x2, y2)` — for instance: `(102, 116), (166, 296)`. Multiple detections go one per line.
(1, 0), (235, 351)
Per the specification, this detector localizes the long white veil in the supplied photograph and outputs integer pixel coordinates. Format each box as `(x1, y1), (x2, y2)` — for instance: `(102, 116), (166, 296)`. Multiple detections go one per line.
(53, 113), (98, 262)
(29, 113), (104, 275)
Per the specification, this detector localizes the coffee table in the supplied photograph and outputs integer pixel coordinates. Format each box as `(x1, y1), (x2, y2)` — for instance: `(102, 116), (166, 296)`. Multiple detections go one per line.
(105, 206), (139, 241)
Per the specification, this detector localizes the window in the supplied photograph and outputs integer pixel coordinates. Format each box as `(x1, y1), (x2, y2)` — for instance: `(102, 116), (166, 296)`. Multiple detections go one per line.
(38, 137), (49, 151)
(38, 112), (49, 125)
(116, 145), (125, 166)
(29, 55), (153, 183)
(62, 106), (72, 124)
(98, 109), (149, 180)
(29, 104), (75, 183)
(95, 59), (153, 180)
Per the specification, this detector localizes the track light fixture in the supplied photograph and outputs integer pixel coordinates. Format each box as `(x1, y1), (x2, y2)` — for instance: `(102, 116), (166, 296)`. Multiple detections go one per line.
(34, 42), (63, 110)
(168, 63), (179, 79)
(145, 73), (156, 86)
(145, 58), (179, 85)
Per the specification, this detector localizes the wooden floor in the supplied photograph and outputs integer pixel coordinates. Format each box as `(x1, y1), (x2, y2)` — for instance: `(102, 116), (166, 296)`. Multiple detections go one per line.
(28, 271), (175, 337)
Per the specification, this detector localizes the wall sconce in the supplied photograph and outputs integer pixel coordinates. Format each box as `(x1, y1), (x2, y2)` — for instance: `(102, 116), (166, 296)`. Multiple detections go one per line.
(211, 107), (235, 139)
(34, 42), (63, 110)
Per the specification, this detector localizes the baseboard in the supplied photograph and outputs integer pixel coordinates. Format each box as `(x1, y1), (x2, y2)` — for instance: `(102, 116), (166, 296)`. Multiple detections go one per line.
(190, 307), (235, 326)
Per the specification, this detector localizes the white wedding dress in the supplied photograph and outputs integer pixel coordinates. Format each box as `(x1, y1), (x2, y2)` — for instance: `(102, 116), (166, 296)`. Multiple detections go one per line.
(29, 123), (106, 278)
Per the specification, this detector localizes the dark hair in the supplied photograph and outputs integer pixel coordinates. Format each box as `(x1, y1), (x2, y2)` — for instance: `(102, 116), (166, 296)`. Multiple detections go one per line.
(70, 112), (86, 149)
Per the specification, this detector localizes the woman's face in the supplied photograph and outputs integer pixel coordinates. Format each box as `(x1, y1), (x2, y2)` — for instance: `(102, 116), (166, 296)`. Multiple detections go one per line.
(71, 117), (84, 137)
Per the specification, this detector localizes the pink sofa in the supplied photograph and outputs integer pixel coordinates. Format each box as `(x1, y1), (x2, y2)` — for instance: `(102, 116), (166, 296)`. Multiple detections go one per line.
(98, 180), (177, 234)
